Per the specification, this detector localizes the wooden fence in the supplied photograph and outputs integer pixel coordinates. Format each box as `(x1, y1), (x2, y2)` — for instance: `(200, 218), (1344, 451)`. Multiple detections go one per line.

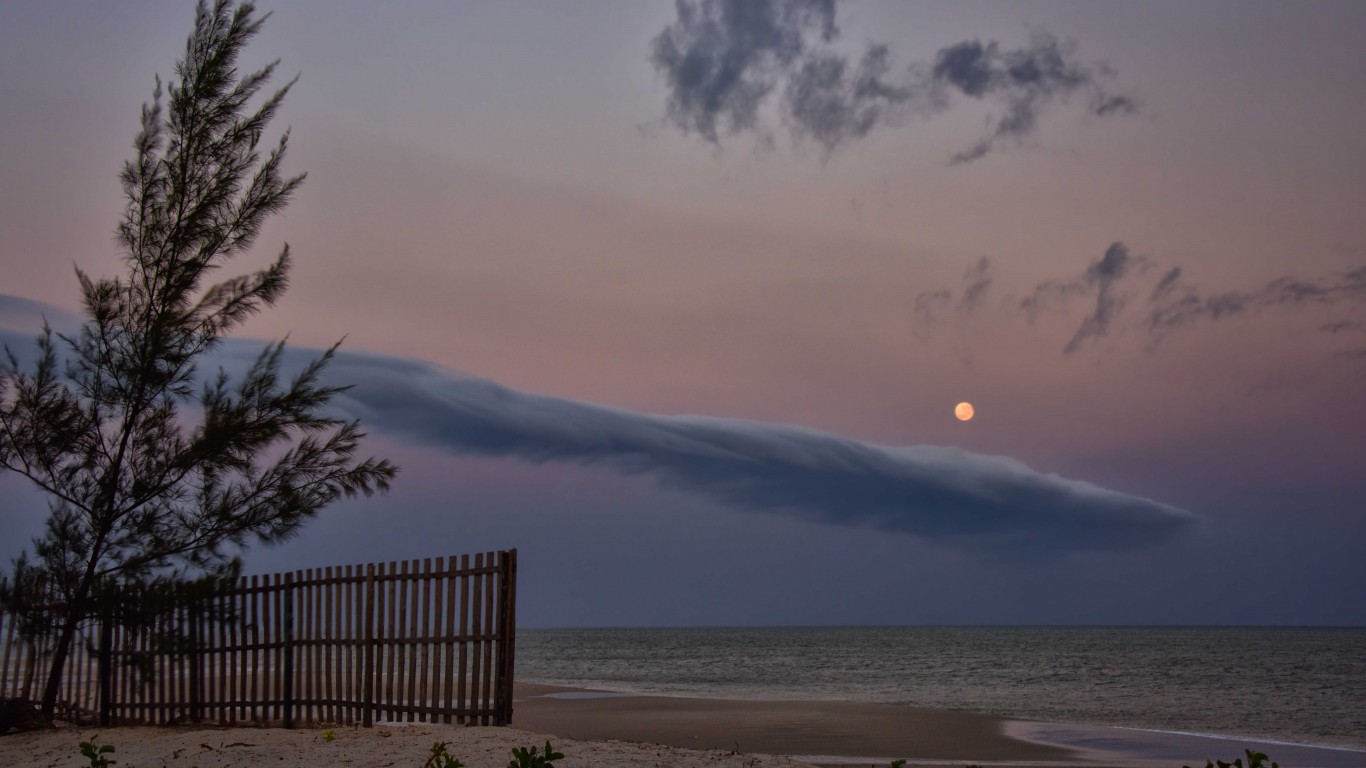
(0, 550), (517, 727)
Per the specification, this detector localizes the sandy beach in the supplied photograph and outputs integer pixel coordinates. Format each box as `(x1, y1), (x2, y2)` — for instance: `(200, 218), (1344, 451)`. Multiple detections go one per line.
(5, 683), (1362, 768)
(1, 682), (1077, 768)
(513, 683), (1070, 764)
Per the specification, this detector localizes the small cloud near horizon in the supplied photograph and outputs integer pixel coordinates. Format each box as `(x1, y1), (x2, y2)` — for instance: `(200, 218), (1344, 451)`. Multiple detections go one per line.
(911, 247), (1366, 356)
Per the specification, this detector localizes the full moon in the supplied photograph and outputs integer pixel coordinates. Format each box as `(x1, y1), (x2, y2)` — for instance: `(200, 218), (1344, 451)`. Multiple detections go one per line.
(955, 402), (975, 421)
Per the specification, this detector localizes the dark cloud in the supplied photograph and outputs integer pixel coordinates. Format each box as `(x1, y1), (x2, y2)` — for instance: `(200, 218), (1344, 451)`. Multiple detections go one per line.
(313, 351), (1195, 554)
(1020, 243), (1146, 354)
(783, 44), (922, 151)
(1320, 320), (1365, 334)
(912, 257), (993, 341)
(911, 289), (952, 341)
(935, 35), (1137, 164)
(1144, 264), (1366, 339)
(1008, 250), (1366, 353)
(0, 293), (80, 333)
(650, 0), (1136, 161)
(649, 0), (837, 144)
(959, 256), (993, 312)
(1, 294), (1199, 553)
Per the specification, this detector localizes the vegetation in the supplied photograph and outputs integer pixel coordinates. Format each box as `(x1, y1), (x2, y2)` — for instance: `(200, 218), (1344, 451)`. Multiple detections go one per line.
(0, 0), (395, 721)
(509, 740), (564, 768)
(79, 736), (117, 768)
(1185, 749), (1279, 768)
(424, 742), (465, 768)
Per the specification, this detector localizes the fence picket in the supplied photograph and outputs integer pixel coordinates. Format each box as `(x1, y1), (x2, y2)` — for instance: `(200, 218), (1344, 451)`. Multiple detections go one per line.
(0, 551), (514, 728)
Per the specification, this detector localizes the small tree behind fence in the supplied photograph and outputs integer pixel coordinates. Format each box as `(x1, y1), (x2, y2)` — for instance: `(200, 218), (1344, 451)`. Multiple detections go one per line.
(0, 551), (517, 727)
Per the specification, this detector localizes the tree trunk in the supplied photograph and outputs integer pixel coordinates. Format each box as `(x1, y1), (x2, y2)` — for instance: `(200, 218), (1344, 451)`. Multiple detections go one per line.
(38, 590), (91, 720)
(39, 554), (99, 720)
(39, 608), (81, 719)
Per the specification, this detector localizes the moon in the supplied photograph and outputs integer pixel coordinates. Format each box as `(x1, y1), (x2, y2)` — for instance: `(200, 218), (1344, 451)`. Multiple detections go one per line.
(955, 402), (975, 421)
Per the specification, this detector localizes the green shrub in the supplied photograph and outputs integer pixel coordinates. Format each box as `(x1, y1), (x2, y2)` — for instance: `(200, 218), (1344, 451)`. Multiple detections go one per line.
(1185, 749), (1278, 768)
(424, 741), (465, 768)
(78, 736), (116, 768)
(510, 740), (564, 768)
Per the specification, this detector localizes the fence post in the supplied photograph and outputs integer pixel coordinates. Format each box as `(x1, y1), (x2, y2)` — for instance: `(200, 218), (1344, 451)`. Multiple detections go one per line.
(283, 573), (294, 729)
(362, 563), (376, 727)
(98, 606), (113, 726)
(495, 549), (517, 726)
(189, 595), (202, 724)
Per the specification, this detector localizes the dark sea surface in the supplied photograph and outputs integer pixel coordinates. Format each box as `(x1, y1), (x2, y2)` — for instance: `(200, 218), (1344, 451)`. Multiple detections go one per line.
(516, 626), (1366, 751)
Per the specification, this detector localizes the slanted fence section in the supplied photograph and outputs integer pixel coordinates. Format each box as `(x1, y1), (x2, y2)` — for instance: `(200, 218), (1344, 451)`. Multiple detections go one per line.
(0, 550), (517, 727)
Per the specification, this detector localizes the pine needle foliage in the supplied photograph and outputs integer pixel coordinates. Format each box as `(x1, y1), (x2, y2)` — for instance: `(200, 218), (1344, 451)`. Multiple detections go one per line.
(0, 0), (397, 718)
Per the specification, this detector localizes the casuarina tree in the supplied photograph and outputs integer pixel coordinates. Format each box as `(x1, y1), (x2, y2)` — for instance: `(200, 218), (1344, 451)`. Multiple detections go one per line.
(0, 0), (397, 719)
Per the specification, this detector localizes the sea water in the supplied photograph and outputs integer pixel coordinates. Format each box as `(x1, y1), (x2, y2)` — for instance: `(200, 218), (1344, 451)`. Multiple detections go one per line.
(516, 626), (1366, 751)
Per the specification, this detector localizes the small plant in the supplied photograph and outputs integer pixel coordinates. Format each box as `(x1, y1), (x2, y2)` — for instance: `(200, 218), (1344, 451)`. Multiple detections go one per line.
(509, 740), (564, 768)
(424, 741), (465, 768)
(1185, 750), (1278, 768)
(889, 761), (906, 768)
(322, 729), (337, 742)
(79, 736), (117, 768)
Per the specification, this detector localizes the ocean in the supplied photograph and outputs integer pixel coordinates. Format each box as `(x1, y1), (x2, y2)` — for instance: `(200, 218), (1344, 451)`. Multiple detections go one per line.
(516, 626), (1366, 752)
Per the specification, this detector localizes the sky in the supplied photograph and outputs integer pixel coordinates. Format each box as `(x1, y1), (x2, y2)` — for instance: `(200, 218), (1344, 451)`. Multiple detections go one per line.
(1, 0), (1364, 627)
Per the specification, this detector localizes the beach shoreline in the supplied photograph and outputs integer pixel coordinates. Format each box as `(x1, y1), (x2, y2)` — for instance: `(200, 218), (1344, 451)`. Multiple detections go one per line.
(513, 682), (1071, 765)
(3, 683), (1363, 768)
(512, 683), (1366, 768)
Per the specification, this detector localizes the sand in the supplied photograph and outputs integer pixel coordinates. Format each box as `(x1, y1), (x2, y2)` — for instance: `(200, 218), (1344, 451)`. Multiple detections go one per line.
(0, 722), (826, 768)
(7, 682), (1358, 768)
(513, 683), (1072, 764)
(0, 683), (1092, 768)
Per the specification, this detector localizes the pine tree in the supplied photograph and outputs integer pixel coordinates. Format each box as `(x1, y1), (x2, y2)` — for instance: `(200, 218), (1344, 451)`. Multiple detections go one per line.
(0, 0), (397, 719)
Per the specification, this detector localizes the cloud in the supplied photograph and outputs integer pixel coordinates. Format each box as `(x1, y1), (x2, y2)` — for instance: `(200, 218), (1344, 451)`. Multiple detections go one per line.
(959, 256), (994, 312)
(912, 257), (993, 340)
(649, 0), (838, 144)
(650, 0), (1135, 161)
(317, 351), (1195, 553)
(911, 289), (952, 341)
(0, 292), (1200, 553)
(911, 245), (1366, 355)
(1144, 264), (1366, 340)
(1009, 246), (1366, 354)
(1320, 320), (1365, 334)
(1020, 242), (1146, 354)
(933, 35), (1138, 164)
(0, 294), (80, 334)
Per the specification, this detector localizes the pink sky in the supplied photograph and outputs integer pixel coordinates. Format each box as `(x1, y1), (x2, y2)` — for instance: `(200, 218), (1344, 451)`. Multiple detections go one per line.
(1, 0), (1363, 626)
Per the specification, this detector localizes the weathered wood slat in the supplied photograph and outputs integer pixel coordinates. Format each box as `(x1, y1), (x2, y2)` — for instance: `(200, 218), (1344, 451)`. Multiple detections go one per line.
(0, 551), (515, 728)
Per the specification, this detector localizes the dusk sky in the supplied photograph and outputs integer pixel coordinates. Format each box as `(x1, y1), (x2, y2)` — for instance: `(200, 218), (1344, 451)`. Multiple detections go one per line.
(2, 0), (1364, 627)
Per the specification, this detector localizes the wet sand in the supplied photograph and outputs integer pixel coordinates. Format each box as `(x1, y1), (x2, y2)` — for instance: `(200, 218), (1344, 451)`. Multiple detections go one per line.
(512, 683), (1074, 765)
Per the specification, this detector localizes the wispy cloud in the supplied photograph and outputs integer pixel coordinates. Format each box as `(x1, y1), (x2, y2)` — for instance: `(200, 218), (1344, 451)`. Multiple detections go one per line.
(1145, 265), (1366, 341)
(649, 0), (1136, 162)
(910, 247), (1366, 356)
(1020, 242), (1148, 354)
(913, 257), (993, 341)
(933, 35), (1137, 164)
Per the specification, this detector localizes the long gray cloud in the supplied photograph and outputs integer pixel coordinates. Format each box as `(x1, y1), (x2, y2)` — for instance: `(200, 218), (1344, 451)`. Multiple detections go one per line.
(649, 0), (1136, 161)
(316, 351), (1196, 553)
(1, 295), (1197, 554)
